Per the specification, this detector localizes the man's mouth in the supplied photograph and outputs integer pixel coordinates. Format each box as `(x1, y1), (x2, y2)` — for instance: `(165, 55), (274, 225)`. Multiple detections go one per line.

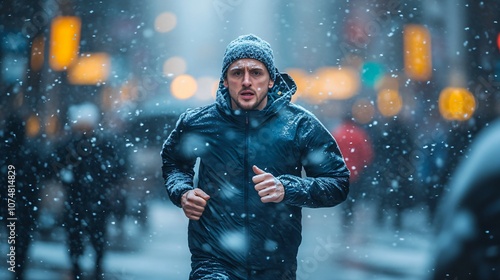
(240, 90), (255, 100)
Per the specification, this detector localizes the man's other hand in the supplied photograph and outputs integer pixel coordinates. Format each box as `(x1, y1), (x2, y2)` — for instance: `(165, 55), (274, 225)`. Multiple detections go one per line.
(181, 188), (210, 220)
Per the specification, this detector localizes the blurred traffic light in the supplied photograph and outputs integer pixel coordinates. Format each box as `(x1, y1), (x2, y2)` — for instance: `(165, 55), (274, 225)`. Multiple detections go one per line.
(404, 24), (432, 81)
(49, 16), (81, 71)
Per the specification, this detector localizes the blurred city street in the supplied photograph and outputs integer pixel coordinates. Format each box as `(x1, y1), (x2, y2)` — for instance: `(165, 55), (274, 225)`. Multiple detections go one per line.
(2, 0), (499, 279)
(1, 200), (434, 280)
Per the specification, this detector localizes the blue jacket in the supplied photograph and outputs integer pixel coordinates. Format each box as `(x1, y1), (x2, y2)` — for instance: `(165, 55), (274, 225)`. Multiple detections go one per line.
(161, 72), (349, 272)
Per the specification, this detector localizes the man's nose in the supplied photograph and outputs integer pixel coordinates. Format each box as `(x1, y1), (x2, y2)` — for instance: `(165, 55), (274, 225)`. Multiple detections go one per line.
(242, 71), (251, 86)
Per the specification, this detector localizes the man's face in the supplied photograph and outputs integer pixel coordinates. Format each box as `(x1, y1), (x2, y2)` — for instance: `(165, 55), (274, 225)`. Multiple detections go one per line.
(223, 58), (274, 111)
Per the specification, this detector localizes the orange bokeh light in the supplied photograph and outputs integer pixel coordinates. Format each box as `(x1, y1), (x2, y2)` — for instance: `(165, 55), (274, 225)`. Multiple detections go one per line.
(404, 24), (432, 81)
(439, 87), (476, 121)
(171, 74), (197, 100)
(67, 53), (111, 85)
(49, 16), (81, 71)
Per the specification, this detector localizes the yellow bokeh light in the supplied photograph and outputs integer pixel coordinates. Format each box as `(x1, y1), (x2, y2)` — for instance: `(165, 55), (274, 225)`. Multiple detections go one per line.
(26, 115), (41, 138)
(311, 67), (360, 101)
(49, 16), (81, 71)
(163, 56), (187, 77)
(171, 74), (197, 100)
(377, 88), (403, 117)
(155, 12), (177, 33)
(67, 52), (111, 85)
(404, 24), (432, 81)
(438, 87), (476, 121)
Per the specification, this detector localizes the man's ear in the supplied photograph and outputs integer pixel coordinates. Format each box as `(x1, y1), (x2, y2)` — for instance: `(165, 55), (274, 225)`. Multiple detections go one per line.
(268, 80), (274, 88)
(223, 79), (228, 88)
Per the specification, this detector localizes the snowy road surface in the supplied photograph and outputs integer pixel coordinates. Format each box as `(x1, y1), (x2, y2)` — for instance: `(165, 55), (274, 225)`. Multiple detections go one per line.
(1, 200), (434, 280)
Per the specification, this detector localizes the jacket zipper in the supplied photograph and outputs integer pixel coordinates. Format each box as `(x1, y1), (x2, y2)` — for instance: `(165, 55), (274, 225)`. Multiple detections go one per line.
(244, 112), (251, 275)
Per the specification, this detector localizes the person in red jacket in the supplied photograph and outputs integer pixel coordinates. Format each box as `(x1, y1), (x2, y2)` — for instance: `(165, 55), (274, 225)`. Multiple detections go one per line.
(332, 116), (373, 230)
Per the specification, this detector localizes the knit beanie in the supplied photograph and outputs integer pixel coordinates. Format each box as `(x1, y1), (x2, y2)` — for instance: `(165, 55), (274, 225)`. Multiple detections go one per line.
(221, 34), (277, 81)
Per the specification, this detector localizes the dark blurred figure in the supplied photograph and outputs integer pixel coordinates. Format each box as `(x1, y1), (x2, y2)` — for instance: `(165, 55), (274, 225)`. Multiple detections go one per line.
(428, 119), (500, 280)
(366, 117), (418, 229)
(415, 118), (450, 224)
(2, 115), (42, 279)
(332, 116), (373, 230)
(52, 102), (122, 280)
(101, 112), (131, 245)
(1, 113), (42, 280)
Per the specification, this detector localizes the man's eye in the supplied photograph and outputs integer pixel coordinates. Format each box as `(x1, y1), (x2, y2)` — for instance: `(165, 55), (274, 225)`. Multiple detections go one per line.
(252, 71), (261, 76)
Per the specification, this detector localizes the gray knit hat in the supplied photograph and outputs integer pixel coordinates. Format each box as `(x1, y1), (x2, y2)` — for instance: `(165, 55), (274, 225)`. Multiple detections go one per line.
(221, 34), (277, 81)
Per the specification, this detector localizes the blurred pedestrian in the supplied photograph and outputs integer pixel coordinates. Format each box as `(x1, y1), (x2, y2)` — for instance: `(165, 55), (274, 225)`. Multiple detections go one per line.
(367, 117), (417, 228)
(101, 112), (131, 245)
(161, 34), (350, 279)
(332, 115), (373, 230)
(52, 102), (121, 280)
(2, 112), (42, 280)
(428, 119), (500, 280)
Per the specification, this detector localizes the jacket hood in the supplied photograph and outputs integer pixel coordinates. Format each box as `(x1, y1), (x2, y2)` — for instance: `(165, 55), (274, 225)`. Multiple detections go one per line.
(215, 70), (297, 119)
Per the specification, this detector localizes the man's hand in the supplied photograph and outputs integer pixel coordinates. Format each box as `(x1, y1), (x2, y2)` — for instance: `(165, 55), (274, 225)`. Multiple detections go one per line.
(181, 188), (210, 220)
(252, 165), (284, 203)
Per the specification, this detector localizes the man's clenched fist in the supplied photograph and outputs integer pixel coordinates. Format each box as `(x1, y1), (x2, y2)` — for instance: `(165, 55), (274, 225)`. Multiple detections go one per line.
(252, 165), (285, 203)
(181, 188), (210, 220)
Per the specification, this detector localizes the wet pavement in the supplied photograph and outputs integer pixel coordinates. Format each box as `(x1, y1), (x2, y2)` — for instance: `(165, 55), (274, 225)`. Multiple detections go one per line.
(1, 200), (434, 280)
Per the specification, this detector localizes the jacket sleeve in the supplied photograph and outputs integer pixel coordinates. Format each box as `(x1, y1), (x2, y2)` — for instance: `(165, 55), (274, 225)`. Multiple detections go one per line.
(277, 117), (350, 208)
(161, 112), (196, 208)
